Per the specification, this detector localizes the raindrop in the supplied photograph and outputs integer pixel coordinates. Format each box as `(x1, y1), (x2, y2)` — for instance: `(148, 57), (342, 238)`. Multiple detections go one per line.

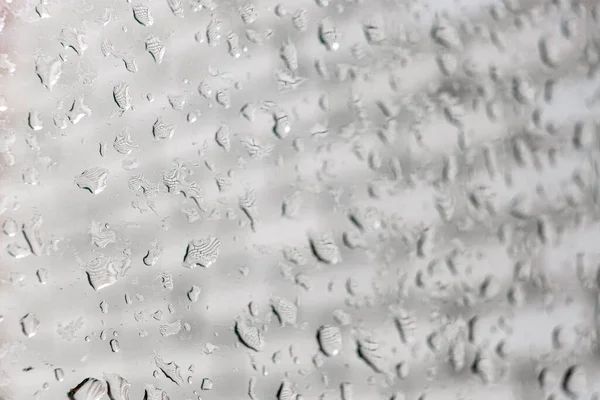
(166, 0), (184, 17)
(188, 285), (201, 302)
(145, 35), (166, 64)
(74, 167), (109, 194)
(113, 82), (131, 113)
(154, 353), (184, 385)
(291, 9), (308, 32)
(132, 4), (154, 26)
(271, 296), (298, 326)
(103, 373), (130, 400)
(201, 378), (213, 391)
(109, 339), (120, 353)
(28, 109), (43, 131)
(183, 236), (221, 268)
(69, 378), (107, 400)
(54, 368), (64, 382)
(279, 39), (298, 71)
(207, 14), (223, 46)
(235, 318), (265, 351)
(309, 230), (341, 264)
(317, 325), (342, 356)
(21, 313), (40, 337)
(152, 118), (176, 140)
(562, 365), (587, 398)
(319, 18), (341, 51)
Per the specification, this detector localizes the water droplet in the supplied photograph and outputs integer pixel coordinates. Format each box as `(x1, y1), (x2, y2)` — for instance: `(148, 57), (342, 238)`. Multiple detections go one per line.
(188, 285), (201, 302)
(215, 88), (231, 109)
(318, 18), (341, 51)
(279, 39), (298, 71)
(201, 378), (213, 391)
(132, 4), (154, 26)
(54, 368), (64, 382)
(85, 254), (130, 291)
(154, 353), (184, 385)
(207, 14), (223, 46)
(309, 230), (341, 264)
(144, 384), (169, 400)
(291, 9), (308, 32)
(215, 123), (231, 151)
(113, 82), (131, 113)
(271, 296), (297, 326)
(103, 373), (130, 400)
(563, 365), (587, 398)
(431, 16), (461, 49)
(3, 218), (17, 237)
(277, 379), (295, 400)
(21, 313), (40, 337)
(69, 378), (106, 400)
(59, 27), (88, 55)
(36, 268), (48, 284)
(145, 34), (166, 64)
(239, 3), (258, 24)
(235, 318), (265, 351)
(28, 109), (43, 131)
(109, 339), (120, 353)
(152, 117), (176, 140)
(166, 0), (184, 17)
(227, 32), (242, 58)
(74, 167), (109, 194)
(183, 236), (221, 268)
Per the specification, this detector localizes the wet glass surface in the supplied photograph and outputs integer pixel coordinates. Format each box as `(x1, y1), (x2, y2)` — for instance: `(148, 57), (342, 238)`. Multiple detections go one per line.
(1, 0), (600, 399)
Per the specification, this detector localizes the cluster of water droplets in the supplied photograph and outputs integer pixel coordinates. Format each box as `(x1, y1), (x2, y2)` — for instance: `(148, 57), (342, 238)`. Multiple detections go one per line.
(1, 0), (600, 399)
